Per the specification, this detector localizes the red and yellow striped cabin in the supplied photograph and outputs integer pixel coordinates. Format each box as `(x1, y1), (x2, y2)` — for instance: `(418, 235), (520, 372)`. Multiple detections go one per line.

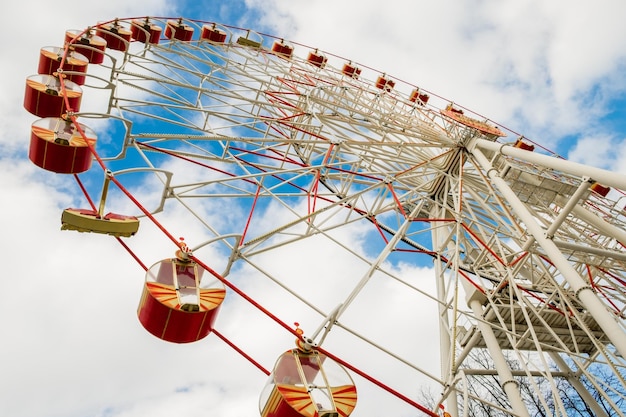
(260, 349), (357, 417)
(138, 257), (225, 343)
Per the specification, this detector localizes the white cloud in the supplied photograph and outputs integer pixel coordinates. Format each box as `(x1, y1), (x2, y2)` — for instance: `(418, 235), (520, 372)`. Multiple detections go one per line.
(245, 0), (626, 152)
(565, 133), (625, 170)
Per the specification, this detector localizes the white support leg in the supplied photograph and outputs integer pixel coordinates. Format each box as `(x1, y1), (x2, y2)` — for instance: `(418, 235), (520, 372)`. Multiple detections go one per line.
(473, 138), (626, 190)
(470, 147), (626, 358)
(431, 204), (459, 417)
(462, 280), (531, 417)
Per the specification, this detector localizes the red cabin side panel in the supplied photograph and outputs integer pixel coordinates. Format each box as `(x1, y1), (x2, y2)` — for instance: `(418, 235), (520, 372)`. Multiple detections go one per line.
(409, 89), (429, 105)
(165, 20), (194, 42)
(29, 134), (92, 173)
(24, 76), (82, 118)
(29, 119), (95, 174)
(591, 183), (610, 197)
(272, 42), (294, 59)
(38, 47), (88, 86)
(375, 76), (395, 91)
(261, 385), (308, 417)
(131, 20), (162, 44)
(137, 283), (223, 343)
(342, 63), (361, 79)
(307, 52), (327, 68)
(137, 286), (173, 339)
(201, 26), (227, 43)
(64, 31), (107, 64)
(514, 139), (535, 152)
(97, 24), (132, 51)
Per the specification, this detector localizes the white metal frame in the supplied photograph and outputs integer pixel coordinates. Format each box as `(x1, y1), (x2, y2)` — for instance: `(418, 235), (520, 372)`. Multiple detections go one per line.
(67, 17), (626, 417)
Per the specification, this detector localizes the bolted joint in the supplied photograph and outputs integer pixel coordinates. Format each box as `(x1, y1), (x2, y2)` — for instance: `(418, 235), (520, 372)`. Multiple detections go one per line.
(501, 378), (520, 390)
(574, 285), (594, 301)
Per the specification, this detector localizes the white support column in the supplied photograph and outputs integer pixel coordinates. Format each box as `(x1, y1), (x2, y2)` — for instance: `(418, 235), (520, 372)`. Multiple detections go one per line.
(431, 204), (459, 417)
(470, 147), (626, 358)
(461, 280), (531, 417)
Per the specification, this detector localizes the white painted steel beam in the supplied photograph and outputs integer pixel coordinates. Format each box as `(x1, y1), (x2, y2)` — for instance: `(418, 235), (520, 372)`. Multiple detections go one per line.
(462, 279), (531, 417)
(473, 138), (626, 190)
(470, 146), (626, 358)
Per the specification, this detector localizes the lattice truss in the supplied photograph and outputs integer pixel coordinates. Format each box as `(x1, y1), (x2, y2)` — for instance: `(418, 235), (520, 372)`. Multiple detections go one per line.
(72, 18), (626, 417)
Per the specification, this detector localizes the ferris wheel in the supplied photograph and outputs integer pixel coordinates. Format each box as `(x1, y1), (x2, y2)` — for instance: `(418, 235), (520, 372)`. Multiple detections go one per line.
(23, 16), (626, 417)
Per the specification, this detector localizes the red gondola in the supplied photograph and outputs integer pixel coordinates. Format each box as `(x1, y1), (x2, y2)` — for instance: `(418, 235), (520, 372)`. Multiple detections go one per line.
(38, 46), (89, 86)
(307, 51), (327, 69)
(64, 30), (107, 64)
(96, 21), (132, 52)
(137, 246), (225, 343)
(24, 74), (82, 118)
(341, 62), (361, 79)
(260, 335), (357, 417)
(201, 25), (227, 43)
(591, 182), (610, 197)
(272, 40), (294, 59)
(514, 138), (535, 151)
(29, 117), (96, 174)
(165, 19), (194, 42)
(375, 75), (395, 92)
(131, 19), (162, 44)
(409, 88), (429, 105)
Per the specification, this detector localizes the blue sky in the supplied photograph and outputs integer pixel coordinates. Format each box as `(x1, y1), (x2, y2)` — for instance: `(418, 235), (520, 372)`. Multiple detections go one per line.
(2, 1), (626, 417)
